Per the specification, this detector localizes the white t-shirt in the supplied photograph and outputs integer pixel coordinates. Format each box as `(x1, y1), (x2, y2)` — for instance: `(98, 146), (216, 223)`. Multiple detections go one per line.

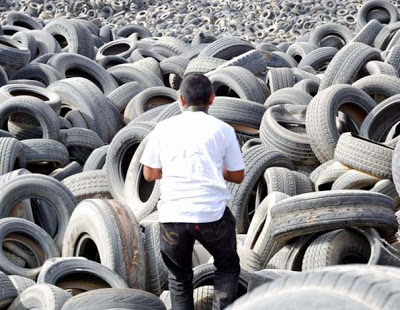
(140, 111), (245, 223)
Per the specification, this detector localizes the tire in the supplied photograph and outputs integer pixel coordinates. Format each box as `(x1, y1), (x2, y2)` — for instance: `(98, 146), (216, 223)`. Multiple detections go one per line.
(264, 88), (312, 109)
(353, 75), (400, 103)
(197, 37), (254, 60)
(292, 171), (314, 194)
(97, 55), (128, 69)
(302, 229), (371, 270)
(266, 68), (296, 93)
(62, 199), (146, 290)
(319, 42), (382, 91)
(128, 48), (166, 63)
(142, 221), (168, 295)
(375, 22), (400, 51)
(149, 36), (190, 57)
(264, 167), (296, 196)
(331, 169), (379, 190)
(8, 284), (71, 310)
(246, 269), (298, 293)
(371, 179), (400, 207)
(364, 61), (398, 77)
(159, 55), (189, 79)
(0, 84), (61, 124)
(0, 271), (18, 308)
(64, 110), (88, 129)
(106, 127), (148, 203)
(0, 96), (59, 140)
(208, 66), (267, 104)
(48, 78), (111, 143)
(124, 87), (178, 122)
(47, 53), (118, 95)
(293, 79), (320, 96)
(357, 0), (398, 29)
(314, 161), (351, 191)
(226, 265), (400, 310)
(0, 218), (59, 279)
(266, 234), (317, 271)
(43, 19), (94, 59)
(298, 47), (338, 72)
(241, 138), (262, 152)
(37, 258), (128, 290)
(0, 137), (25, 175)
(228, 145), (294, 233)
(244, 192), (288, 252)
(21, 139), (69, 168)
(310, 23), (355, 48)
(29, 30), (61, 57)
(184, 57), (227, 77)
(59, 128), (104, 164)
(107, 81), (144, 113)
(309, 159), (336, 184)
(192, 263), (250, 298)
(352, 20), (384, 46)
(194, 286), (213, 310)
(260, 104), (317, 164)
(271, 51), (298, 68)
(385, 45), (400, 74)
(124, 137), (161, 222)
(0, 174), (76, 249)
(270, 190), (397, 242)
(154, 102), (181, 122)
(96, 38), (137, 61)
(208, 97), (266, 135)
(8, 275), (35, 294)
(306, 85), (376, 162)
(286, 42), (316, 63)
(10, 63), (62, 87)
(0, 36), (30, 69)
(217, 49), (272, 76)
(49, 161), (82, 181)
(360, 94), (400, 142)
(61, 288), (166, 310)
(117, 24), (152, 39)
(334, 133), (393, 179)
(108, 64), (164, 88)
(6, 12), (42, 30)
(62, 170), (112, 203)
(10, 31), (37, 62)
(0, 66), (7, 87)
(83, 145), (109, 172)
(236, 246), (261, 273)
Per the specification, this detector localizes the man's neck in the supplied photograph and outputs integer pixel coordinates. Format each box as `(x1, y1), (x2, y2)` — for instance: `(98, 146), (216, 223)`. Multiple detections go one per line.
(185, 105), (209, 113)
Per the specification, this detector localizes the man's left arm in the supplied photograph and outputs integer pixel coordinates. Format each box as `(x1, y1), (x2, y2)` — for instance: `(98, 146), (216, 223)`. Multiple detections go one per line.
(140, 132), (163, 182)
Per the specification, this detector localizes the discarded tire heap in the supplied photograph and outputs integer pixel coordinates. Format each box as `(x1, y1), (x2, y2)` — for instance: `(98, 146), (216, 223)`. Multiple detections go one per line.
(1, 0), (400, 44)
(2, 0), (400, 309)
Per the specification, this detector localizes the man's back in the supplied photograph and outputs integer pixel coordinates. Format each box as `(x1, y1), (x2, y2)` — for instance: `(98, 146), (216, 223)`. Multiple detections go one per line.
(142, 110), (243, 223)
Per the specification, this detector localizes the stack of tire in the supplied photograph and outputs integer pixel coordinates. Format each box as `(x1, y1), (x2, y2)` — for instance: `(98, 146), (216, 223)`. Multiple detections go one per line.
(1, 0), (400, 44)
(0, 0), (400, 309)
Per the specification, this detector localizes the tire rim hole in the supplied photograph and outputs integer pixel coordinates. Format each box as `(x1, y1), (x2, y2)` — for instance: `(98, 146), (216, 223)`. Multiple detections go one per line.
(74, 233), (101, 263)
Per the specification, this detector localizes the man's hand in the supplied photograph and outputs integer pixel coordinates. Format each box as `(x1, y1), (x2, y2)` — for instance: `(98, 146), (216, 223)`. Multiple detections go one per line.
(223, 166), (244, 184)
(143, 165), (162, 182)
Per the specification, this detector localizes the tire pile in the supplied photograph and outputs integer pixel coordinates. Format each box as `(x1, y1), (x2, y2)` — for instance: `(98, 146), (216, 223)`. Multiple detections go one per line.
(1, 0), (400, 309)
(0, 0), (400, 44)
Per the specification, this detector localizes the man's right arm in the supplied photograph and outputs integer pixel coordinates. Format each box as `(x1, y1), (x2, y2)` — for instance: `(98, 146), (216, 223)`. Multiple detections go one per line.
(223, 166), (244, 184)
(223, 127), (245, 184)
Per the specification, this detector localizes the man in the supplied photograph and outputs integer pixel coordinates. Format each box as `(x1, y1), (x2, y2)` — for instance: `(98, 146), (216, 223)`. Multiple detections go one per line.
(140, 74), (245, 310)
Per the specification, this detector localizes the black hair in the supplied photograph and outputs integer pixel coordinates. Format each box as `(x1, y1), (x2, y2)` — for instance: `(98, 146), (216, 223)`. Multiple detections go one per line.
(179, 74), (213, 106)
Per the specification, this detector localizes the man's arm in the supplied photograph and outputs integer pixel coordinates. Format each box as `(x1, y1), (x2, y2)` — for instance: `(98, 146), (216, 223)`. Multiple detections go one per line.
(143, 166), (162, 182)
(223, 166), (244, 184)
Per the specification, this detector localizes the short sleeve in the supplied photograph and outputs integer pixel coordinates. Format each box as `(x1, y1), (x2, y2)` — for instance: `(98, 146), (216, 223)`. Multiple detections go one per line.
(140, 129), (162, 169)
(223, 127), (245, 171)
